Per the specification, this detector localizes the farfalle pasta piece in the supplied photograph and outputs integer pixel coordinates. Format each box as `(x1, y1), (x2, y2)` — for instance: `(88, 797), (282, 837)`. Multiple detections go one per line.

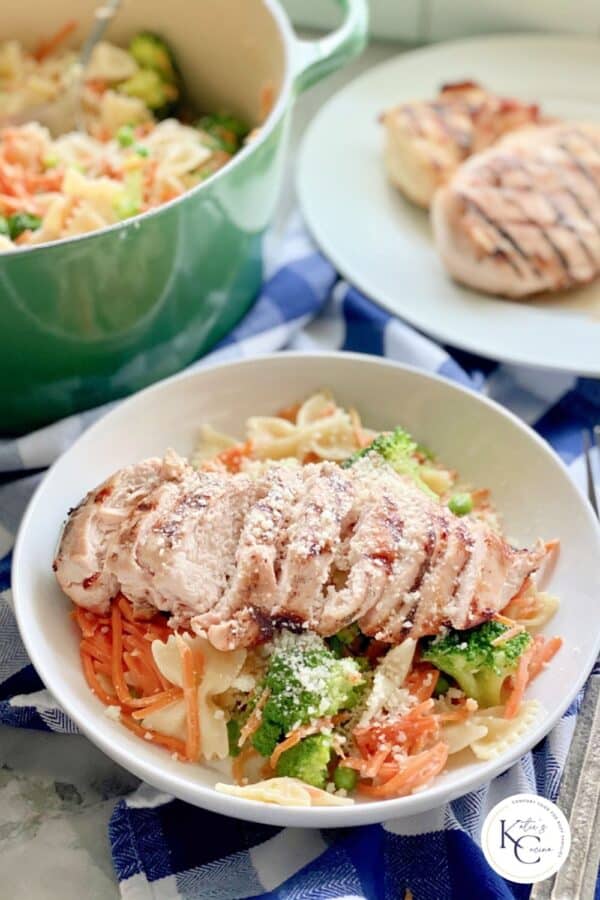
(86, 41), (139, 83)
(247, 392), (360, 462)
(442, 719), (489, 755)
(144, 634), (246, 761)
(190, 425), (238, 468)
(215, 777), (354, 807)
(469, 700), (542, 760)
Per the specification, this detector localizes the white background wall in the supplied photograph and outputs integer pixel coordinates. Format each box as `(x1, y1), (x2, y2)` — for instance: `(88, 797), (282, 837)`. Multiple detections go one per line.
(280, 0), (600, 42)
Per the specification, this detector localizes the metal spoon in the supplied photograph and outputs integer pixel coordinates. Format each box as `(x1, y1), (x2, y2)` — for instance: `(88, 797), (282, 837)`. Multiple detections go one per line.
(1, 0), (123, 136)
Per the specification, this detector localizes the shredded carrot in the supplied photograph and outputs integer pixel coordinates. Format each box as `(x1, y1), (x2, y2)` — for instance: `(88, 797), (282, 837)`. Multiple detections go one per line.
(238, 688), (270, 748)
(73, 607), (109, 637)
(131, 688), (184, 720)
(232, 745), (259, 785)
(80, 637), (112, 662)
(404, 663), (440, 701)
(34, 20), (78, 61)
(505, 635), (562, 719)
(123, 650), (162, 696)
(276, 402), (301, 423)
(358, 742), (449, 799)
(302, 452), (322, 464)
(504, 645), (535, 719)
(177, 636), (201, 761)
(528, 635), (562, 681)
(269, 713), (348, 769)
(216, 441), (253, 473)
(121, 715), (188, 758)
(86, 78), (108, 95)
(109, 603), (165, 707)
(81, 650), (115, 705)
(491, 623), (526, 645)
(493, 613), (517, 627)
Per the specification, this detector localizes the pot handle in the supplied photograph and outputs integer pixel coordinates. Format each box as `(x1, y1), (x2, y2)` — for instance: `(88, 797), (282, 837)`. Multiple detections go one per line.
(292, 0), (369, 94)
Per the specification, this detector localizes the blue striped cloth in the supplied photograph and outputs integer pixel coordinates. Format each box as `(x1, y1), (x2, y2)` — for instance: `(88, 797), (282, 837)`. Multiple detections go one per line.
(0, 217), (597, 899)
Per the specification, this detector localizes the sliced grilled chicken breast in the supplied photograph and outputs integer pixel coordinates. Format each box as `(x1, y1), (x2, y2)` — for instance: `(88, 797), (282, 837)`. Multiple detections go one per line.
(432, 123), (600, 298)
(381, 81), (542, 208)
(53, 451), (187, 613)
(56, 454), (554, 649)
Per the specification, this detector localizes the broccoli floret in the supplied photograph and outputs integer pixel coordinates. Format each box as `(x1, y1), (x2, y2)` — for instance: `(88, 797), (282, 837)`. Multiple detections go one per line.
(333, 764), (358, 791)
(250, 634), (364, 757)
(421, 620), (533, 708)
(129, 32), (177, 83)
(7, 212), (42, 240)
(197, 113), (248, 154)
(342, 427), (435, 497)
(118, 69), (178, 114)
(251, 717), (282, 757)
(275, 733), (332, 789)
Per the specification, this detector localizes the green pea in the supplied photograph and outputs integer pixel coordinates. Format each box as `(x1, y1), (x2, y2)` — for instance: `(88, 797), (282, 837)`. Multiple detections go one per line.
(333, 765), (358, 792)
(135, 144), (149, 157)
(448, 492), (473, 517)
(433, 673), (452, 697)
(116, 124), (135, 147)
(0, 216), (9, 237)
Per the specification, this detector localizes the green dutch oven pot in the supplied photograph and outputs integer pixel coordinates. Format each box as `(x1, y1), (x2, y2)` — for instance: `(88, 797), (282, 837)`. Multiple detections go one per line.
(0, 0), (368, 434)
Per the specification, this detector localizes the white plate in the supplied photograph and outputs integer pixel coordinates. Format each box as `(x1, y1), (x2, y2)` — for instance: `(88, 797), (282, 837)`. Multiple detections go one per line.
(297, 34), (600, 374)
(13, 352), (600, 827)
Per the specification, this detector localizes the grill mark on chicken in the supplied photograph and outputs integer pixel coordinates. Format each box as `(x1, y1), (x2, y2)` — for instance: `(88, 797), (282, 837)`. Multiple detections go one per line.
(486, 152), (600, 270)
(545, 192), (598, 268)
(430, 102), (472, 154)
(56, 453), (554, 649)
(504, 191), (572, 281)
(464, 196), (541, 277)
(570, 126), (600, 159)
(505, 156), (598, 271)
(557, 138), (600, 198)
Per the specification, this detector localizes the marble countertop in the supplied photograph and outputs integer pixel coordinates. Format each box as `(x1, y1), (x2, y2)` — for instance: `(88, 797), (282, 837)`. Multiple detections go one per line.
(0, 38), (401, 899)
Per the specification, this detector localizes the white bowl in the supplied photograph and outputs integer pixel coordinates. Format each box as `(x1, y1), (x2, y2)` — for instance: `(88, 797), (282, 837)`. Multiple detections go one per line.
(13, 353), (600, 827)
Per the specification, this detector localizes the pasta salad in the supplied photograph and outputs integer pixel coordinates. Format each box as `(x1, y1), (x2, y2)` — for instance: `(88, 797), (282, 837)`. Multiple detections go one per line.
(63, 393), (562, 807)
(0, 27), (250, 250)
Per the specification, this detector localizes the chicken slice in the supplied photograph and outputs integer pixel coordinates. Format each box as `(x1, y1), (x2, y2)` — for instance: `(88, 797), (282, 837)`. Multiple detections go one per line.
(53, 451), (187, 614)
(107, 467), (257, 627)
(196, 464), (306, 650)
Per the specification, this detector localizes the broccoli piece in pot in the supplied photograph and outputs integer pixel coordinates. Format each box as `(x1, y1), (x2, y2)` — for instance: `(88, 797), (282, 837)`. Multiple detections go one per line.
(129, 32), (178, 83)
(118, 69), (178, 116)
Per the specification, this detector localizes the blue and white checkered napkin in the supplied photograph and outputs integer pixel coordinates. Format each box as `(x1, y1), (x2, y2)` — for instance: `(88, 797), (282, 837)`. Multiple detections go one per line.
(1, 216), (598, 900)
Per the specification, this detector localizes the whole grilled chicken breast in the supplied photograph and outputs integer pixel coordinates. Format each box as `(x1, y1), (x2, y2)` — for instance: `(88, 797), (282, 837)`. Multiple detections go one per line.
(432, 122), (600, 298)
(381, 81), (542, 208)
